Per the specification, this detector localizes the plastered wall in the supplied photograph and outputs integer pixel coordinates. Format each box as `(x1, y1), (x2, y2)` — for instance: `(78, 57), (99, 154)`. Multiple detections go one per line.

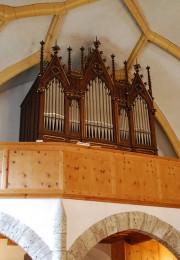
(0, 83), (31, 141)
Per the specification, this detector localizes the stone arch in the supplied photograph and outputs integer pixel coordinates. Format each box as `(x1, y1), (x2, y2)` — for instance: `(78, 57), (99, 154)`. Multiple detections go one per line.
(67, 211), (180, 260)
(0, 212), (52, 260)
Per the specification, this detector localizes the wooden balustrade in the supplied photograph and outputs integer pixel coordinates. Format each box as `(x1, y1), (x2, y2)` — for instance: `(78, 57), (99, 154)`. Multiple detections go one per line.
(0, 142), (179, 207)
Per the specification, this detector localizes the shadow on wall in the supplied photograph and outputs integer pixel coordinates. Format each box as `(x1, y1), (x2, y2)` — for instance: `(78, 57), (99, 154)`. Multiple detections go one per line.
(155, 120), (177, 158)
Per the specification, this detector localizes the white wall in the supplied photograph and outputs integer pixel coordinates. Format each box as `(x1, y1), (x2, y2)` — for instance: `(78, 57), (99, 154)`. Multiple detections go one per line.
(0, 83), (31, 141)
(0, 199), (61, 249)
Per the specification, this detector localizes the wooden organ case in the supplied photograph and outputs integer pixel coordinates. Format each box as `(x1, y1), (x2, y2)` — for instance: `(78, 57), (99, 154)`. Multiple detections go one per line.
(20, 39), (157, 155)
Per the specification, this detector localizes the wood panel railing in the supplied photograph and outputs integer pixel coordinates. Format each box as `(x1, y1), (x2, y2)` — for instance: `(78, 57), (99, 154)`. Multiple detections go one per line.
(0, 142), (179, 207)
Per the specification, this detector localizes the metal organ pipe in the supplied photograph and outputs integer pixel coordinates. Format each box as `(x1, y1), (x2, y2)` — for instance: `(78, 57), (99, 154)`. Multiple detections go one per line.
(99, 79), (103, 138)
(55, 80), (60, 131)
(108, 91), (113, 140)
(93, 79), (98, 138)
(119, 108), (129, 141)
(85, 85), (89, 136)
(102, 82), (107, 140)
(85, 77), (113, 142)
(95, 78), (100, 139)
(132, 95), (151, 146)
(69, 99), (80, 133)
(44, 78), (64, 132)
(91, 80), (95, 138)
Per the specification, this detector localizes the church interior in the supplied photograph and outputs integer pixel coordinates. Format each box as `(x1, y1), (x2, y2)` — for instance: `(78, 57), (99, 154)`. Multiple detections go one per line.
(0, 0), (179, 259)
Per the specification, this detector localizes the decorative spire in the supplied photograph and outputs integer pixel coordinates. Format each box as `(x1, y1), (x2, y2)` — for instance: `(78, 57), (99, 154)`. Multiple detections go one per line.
(40, 40), (45, 76)
(93, 36), (101, 49)
(134, 59), (141, 73)
(111, 54), (115, 81)
(67, 46), (72, 74)
(124, 60), (129, 96)
(124, 60), (128, 84)
(80, 46), (85, 72)
(146, 65), (153, 98)
(52, 40), (60, 55)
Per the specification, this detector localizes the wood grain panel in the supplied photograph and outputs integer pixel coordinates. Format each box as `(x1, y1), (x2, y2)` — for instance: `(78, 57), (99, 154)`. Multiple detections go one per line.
(0, 142), (179, 208)
(124, 240), (177, 260)
(7, 149), (62, 189)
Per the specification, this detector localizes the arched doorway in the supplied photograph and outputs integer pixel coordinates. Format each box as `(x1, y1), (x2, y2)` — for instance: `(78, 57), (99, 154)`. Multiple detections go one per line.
(67, 211), (180, 259)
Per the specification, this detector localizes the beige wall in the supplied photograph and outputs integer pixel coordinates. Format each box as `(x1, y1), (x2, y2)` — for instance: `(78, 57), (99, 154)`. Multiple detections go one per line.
(0, 239), (25, 260)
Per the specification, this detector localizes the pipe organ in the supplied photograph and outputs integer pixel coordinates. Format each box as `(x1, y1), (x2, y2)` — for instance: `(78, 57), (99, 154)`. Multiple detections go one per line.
(20, 39), (157, 155)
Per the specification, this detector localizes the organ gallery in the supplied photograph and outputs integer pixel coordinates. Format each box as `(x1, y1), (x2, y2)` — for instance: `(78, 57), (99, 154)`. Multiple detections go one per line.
(20, 39), (157, 155)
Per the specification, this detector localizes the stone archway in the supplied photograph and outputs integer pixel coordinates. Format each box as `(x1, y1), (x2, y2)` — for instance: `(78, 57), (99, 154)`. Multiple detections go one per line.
(0, 212), (52, 259)
(67, 211), (180, 260)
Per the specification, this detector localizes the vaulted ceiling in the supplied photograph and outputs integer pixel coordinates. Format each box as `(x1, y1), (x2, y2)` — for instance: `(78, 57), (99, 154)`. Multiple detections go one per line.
(0, 0), (179, 156)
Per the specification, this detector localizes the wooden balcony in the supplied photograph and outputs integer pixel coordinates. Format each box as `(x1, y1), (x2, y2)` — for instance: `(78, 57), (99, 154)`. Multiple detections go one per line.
(0, 142), (179, 208)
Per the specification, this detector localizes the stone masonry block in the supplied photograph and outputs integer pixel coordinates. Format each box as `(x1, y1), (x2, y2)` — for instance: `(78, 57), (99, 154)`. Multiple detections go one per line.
(80, 229), (97, 252)
(69, 238), (88, 260)
(141, 213), (158, 235)
(90, 220), (107, 243)
(129, 211), (144, 230)
(27, 237), (51, 259)
(103, 215), (119, 237)
(162, 227), (180, 254)
(115, 212), (129, 232)
(151, 218), (171, 240)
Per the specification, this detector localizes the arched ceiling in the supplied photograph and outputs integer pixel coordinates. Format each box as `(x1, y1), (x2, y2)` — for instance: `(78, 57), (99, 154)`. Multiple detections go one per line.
(0, 0), (179, 155)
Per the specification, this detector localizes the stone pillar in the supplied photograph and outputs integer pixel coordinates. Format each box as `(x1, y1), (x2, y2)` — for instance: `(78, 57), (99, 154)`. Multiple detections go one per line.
(51, 200), (67, 260)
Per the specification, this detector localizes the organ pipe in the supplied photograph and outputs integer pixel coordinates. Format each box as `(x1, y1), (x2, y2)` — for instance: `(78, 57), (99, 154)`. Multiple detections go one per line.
(69, 99), (80, 133)
(119, 108), (129, 141)
(132, 96), (151, 146)
(44, 78), (64, 132)
(85, 77), (113, 141)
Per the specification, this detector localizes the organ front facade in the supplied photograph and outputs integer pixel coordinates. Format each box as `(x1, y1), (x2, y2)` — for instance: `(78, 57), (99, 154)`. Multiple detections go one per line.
(20, 39), (157, 155)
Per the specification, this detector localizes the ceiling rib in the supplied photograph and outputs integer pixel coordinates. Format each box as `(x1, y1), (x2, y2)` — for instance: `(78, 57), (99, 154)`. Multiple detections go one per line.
(43, 14), (65, 60)
(0, 0), (97, 22)
(0, 52), (40, 86)
(124, 0), (180, 59)
(127, 34), (148, 70)
(0, 0), (98, 85)
(0, 14), (65, 86)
